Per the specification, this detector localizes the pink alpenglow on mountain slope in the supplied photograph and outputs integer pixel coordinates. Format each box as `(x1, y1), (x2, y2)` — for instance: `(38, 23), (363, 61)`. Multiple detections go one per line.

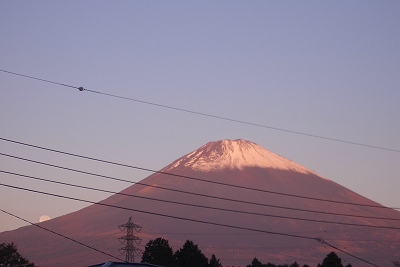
(0, 139), (399, 267)
(163, 139), (317, 174)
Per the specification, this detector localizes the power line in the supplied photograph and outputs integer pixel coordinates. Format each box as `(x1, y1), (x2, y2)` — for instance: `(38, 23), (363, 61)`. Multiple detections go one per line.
(1, 69), (398, 153)
(0, 71), (392, 267)
(0, 182), (379, 267)
(3, 169), (399, 229)
(143, 232), (400, 245)
(1, 137), (398, 210)
(3, 152), (400, 220)
(0, 69), (78, 89)
(0, 182), (317, 240)
(315, 238), (380, 267)
(0, 208), (125, 262)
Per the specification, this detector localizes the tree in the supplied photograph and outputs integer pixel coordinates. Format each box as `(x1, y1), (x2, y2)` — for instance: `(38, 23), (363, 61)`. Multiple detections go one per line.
(0, 242), (34, 267)
(317, 252), (344, 267)
(174, 240), (209, 267)
(209, 254), (222, 267)
(247, 257), (263, 267)
(141, 237), (174, 267)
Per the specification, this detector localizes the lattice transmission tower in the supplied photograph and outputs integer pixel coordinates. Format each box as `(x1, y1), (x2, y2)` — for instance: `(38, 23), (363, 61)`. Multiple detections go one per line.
(118, 217), (142, 262)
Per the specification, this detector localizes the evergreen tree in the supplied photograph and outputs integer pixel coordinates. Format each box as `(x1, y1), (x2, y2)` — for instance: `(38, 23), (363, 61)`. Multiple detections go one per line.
(209, 254), (222, 267)
(0, 242), (34, 267)
(174, 240), (209, 267)
(317, 252), (344, 267)
(247, 257), (263, 267)
(141, 237), (174, 267)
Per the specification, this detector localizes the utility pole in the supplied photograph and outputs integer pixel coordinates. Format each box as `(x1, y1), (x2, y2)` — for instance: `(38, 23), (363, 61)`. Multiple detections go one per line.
(118, 217), (142, 262)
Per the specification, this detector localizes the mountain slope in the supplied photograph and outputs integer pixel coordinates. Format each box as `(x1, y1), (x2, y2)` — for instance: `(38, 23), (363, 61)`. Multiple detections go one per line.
(162, 140), (316, 174)
(1, 139), (399, 267)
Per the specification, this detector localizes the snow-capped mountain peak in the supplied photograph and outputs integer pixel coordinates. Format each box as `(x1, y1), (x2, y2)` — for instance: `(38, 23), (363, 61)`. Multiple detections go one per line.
(163, 139), (316, 174)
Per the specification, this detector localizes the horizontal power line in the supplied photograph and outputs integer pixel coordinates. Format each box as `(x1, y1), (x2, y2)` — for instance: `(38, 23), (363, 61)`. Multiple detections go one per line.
(3, 169), (399, 230)
(1, 136), (399, 211)
(136, 231), (400, 244)
(0, 182), (379, 267)
(2, 152), (400, 222)
(0, 208), (125, 262)
(1, 69), (398, 153)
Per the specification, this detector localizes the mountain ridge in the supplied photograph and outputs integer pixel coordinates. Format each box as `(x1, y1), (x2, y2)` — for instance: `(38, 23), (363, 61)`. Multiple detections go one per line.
(162, 139), (318, 176)
(0, 139), (399, 267)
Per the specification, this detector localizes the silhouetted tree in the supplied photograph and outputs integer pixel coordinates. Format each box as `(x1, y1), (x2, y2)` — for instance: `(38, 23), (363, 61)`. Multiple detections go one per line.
(141, 237), (174, 267)
(247, 257), (263, 267)
(246, 257), (317, 267)
(174, 240), (208, 267)
(209, 254), (222, 267)
(0, 242), (34, 267)
(317, 252), (344, 267)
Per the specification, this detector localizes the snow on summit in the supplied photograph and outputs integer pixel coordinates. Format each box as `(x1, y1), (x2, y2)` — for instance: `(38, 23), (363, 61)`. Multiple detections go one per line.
(163, 139), (316, 174)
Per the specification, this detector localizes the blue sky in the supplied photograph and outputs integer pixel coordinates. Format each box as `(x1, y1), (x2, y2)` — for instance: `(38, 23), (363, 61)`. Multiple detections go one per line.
(0, 1), (399, 232)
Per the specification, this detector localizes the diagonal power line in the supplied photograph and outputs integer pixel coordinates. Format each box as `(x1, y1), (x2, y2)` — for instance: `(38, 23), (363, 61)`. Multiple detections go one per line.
(1, 152), (400, 220)
(0, 208), (125, 262)
(1, 69), (398, 153)
(2, 169), (399, 229)
(1, 137), (399, 210)
(0, 182), (380, 267)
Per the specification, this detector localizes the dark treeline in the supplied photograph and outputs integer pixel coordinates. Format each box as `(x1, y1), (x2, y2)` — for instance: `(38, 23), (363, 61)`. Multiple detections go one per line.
(247, 252), (352, 267)
(141, 238), (222, 267)
(141, 237), (354, 267)
(1, 239), (369, 267)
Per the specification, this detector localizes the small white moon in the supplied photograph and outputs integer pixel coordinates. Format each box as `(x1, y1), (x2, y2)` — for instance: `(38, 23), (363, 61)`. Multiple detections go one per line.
(39, 215), (51, 222)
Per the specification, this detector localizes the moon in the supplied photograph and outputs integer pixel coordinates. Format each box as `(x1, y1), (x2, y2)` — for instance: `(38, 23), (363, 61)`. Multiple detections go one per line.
(39, 215), (51, 222)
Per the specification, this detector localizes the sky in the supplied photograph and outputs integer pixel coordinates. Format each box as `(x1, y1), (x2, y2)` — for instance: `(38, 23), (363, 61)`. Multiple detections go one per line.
(0, 1), (399, 233)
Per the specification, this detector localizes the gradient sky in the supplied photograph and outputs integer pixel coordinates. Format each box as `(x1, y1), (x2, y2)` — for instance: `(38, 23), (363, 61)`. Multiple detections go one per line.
(0, 1), (399, 233)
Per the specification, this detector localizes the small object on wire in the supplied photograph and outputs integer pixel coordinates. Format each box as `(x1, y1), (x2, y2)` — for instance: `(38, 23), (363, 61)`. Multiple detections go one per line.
(78, 87), (84, 91)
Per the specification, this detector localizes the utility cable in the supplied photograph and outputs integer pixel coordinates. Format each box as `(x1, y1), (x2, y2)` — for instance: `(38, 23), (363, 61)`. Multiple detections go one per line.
(0, 182), (380, 266)
(0, 208), (125, 262)
(2, 169), (399, 229)
(1, 137), (399, 211)
(315, 238), (380, 267)
(0, 69), (398, 153)
(0, 69), (78, 89)
(2, 152), (400, 220)
(0, 182), (317, 240)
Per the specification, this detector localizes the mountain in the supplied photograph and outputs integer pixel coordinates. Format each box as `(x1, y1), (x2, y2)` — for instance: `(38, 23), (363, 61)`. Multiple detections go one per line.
(1, 139), (399, 267)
